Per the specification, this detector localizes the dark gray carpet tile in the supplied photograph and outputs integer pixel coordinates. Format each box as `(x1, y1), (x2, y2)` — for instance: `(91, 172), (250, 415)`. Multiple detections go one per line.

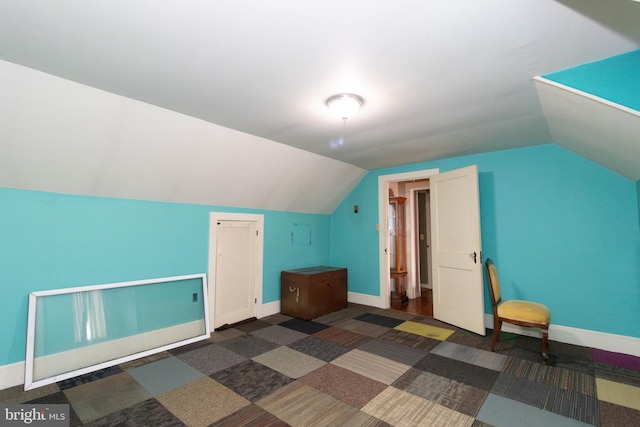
(286, 335), (350, 362)
(492, 373), (552, 409)
(599, 400), (640, 427)
(26, 391), (83, 427)
(260, 313), (294, 324)
(447, 329), (515, 354)
(212, 360), (294, 403)
(511, 334), (549, 355)
(168, 339), (215, 356)
(546, 387), (600, 425)
(233, 319), (273, 333)
(358, 338), (427, 366)
(471, 420), (495, 427)
(209, 403), (291, 427)
(414, 353), (500, 391)
(502, 356), (596, 396)
(83, 398), (185, 427)
(554, 353), (597, 376)
(279, 318), (331, 334)
(594, 361), (640, 387)
(551, 341), (594, 361)
(355, 313), (405, 328)
(314, 306), (369, 326)
(368, 307), (417, 321)
(391, 367), (424, 390)
(250, 324), (309, 346)
(176, 343), (247, 375)
(57, 365), (123, 390)
(378, 328), (441, 352)
(218, 335), (280, 359)
(508, 345), (554, 366)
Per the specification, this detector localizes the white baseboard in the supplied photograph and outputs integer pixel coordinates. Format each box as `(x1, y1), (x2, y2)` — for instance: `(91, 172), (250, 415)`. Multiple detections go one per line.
(257, 300), (280, 318)
(0, 361), (24, 391)
(348, 291), (386, 308)
(484, 314), (640, 357)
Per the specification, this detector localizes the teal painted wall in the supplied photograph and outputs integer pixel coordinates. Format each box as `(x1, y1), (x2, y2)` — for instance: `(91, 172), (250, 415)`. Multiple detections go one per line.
(330, 144), (640, 338)
(637, 180), (640, 231)
(543, 49), (640, 112)
(0, 189), (330, 366)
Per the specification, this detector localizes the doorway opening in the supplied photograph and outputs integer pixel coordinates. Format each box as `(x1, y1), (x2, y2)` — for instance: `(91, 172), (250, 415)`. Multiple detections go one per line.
(378, 169), (438, 315)
(390, 182), (433, 316)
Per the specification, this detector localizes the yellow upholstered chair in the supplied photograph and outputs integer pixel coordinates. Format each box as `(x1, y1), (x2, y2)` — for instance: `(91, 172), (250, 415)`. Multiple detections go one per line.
(485, 258), (551, 363)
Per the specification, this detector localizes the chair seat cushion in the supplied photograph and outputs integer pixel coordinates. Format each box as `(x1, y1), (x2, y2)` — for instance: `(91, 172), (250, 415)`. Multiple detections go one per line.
(497, 300), (550, 324)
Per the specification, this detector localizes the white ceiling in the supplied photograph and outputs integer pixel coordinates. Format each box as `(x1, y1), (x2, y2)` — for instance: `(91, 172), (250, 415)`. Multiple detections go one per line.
(1, 0), (639, 174)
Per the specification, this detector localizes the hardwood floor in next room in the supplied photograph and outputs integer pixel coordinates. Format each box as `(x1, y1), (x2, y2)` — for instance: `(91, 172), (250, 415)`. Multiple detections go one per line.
(391, 289), (433, 317)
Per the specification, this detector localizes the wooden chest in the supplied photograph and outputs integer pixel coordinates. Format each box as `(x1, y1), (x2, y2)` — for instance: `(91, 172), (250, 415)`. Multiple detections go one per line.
(280, 266), (347, 320)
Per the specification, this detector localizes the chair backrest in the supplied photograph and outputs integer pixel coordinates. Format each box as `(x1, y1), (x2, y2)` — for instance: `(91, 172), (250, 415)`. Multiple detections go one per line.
(485, 258), (501, 307)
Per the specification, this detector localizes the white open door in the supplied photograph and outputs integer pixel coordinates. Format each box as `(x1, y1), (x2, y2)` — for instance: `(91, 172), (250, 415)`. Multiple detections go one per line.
(430, 165), (485, 335)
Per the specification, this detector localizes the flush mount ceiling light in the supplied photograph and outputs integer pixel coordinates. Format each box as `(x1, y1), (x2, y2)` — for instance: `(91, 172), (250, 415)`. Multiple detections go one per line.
(326, 93), (364, 121)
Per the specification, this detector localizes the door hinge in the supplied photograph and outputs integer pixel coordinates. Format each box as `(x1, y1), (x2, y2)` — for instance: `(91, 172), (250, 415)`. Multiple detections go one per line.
(255, 298), (257, 304)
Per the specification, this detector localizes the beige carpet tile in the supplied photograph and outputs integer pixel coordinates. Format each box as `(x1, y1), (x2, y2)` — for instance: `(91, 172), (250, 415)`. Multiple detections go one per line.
(331, 349), (411, 385)
(338, 411), (393, 427)
(63, 372), (152, 424)
(362, 386), (475, 427)
(596, 377), (640, 410)
(252, 346), (326, 378)
(313, 326), (372, 349)
(257, 381), (359, 426)
(208, 403), (290, 427)
(156, 376), (250, 427)
(24, 391), (83, 426)
(299, 363), (387, 408)
(395, 320), (455, 340)
(403, 370), (489, 417)
(0, 382), (60, 404)
(333, 318), (392, 337)
(118, 351), (172, 370)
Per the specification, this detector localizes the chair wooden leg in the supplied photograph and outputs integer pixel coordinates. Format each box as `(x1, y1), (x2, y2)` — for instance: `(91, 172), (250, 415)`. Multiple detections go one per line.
(491, 319), (502, 352)
(541, 326), (549, 364)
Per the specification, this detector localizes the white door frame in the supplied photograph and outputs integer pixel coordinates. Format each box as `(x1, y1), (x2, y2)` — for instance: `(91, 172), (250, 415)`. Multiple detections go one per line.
(378, 169), (439, 308)
(208, 212), (264, 331)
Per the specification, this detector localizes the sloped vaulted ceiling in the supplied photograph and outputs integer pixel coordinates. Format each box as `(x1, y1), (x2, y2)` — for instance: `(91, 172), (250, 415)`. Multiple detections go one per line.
(0, 1), (639, 212)
(535, 50), (640, 181)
